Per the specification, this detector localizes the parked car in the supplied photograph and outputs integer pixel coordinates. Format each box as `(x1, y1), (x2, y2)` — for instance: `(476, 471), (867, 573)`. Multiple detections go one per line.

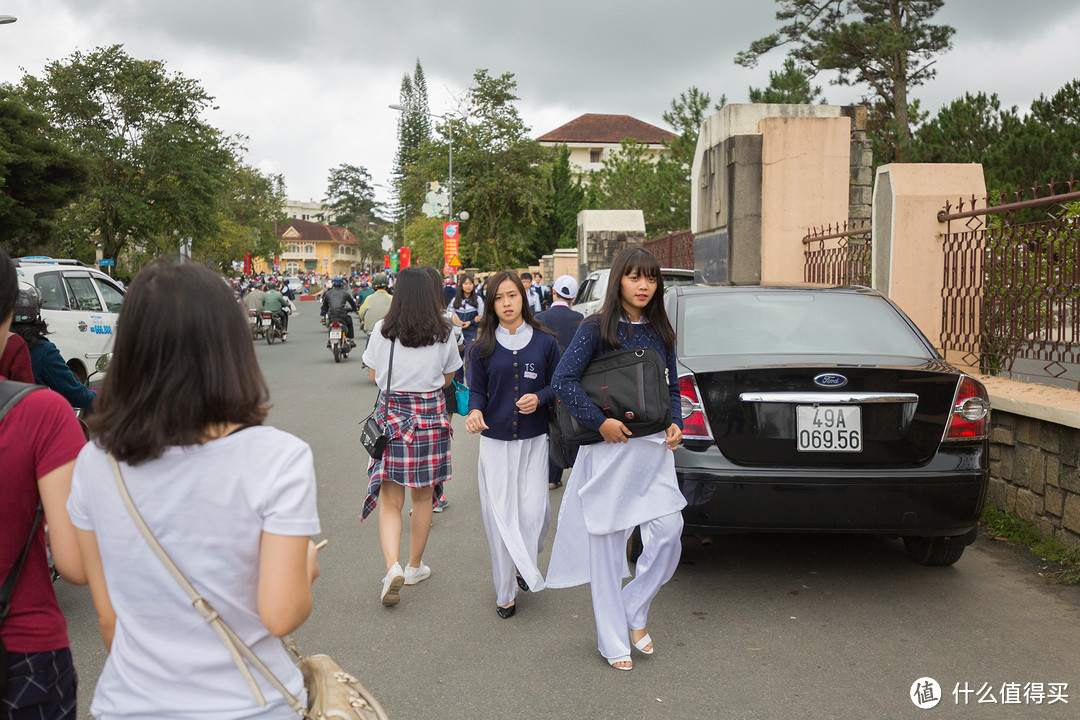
(574, 267), (700, 318)
(284, 276), (305, 296)
(14, 257), (125, 384)
(664, 284), (990, 566)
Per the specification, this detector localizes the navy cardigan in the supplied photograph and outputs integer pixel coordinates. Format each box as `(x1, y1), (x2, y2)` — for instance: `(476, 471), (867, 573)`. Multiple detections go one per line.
(551, 318), (682, 433)
(466, 330), (562, 441)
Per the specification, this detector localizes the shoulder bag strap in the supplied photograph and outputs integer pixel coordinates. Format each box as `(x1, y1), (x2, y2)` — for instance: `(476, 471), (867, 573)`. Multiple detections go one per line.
(380, 339), (395, 429)
(107, 455), (308, 717)
(0, 381), (46, 623)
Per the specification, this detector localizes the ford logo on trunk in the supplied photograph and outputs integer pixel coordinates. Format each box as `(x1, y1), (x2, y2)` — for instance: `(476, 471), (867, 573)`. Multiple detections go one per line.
(813, 373), (848, 388)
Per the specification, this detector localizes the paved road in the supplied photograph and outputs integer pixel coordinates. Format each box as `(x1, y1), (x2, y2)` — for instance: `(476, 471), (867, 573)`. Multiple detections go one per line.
(59, 306), (1080, 718)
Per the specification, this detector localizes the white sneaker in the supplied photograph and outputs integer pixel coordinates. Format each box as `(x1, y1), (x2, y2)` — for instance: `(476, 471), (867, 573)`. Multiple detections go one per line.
(403, 561), (431, 585)
(380, 563), (405, 606)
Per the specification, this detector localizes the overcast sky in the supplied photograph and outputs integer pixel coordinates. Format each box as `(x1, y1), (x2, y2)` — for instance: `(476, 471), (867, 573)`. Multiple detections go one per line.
(3, 0), (1079, 212)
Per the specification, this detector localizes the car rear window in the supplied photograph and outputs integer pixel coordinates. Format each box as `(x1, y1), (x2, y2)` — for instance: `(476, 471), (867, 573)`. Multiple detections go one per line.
(681, 292), (930, 357)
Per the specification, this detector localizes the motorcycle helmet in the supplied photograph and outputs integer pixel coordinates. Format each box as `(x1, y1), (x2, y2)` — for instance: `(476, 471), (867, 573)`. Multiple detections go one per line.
(332, 277), (344, 288)
(13, 283), (42, 324)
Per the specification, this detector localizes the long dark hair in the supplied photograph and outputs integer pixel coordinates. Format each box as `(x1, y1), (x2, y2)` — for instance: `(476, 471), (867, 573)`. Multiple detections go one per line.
(421, 265), (450, 315)
(452, 275), (479, 310)
(380, 266), (452, 347)
(88, 262), (269, 464)
(596, 246), (676, 351)
(470, 271), (553, 362)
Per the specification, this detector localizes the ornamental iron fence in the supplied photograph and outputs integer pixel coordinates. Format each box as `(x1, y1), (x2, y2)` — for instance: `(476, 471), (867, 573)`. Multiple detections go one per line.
(802, 220), (872, 286)
(940, 180), (1080, 389)
(643, 230), (695, 270)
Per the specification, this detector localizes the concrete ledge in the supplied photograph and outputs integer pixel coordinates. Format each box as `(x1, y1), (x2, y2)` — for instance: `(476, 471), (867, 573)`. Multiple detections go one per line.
(978, 374), (1080, 430)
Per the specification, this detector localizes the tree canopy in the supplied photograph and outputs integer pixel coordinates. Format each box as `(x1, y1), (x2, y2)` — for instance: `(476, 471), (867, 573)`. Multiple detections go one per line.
(737, 0), (954, 162)
(748, 58), (826, 104)
(20, 45), (235, 264)
(0, 86), (89, 256)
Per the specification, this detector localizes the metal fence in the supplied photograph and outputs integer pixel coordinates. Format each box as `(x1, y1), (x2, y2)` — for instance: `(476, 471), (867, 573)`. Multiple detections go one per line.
(642, 230), (694, 269)
(940, 182), (1080, 389)
(802, 220), (872, 285)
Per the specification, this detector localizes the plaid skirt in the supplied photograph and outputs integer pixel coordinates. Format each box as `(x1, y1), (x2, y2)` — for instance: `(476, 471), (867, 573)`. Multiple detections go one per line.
(362, 390), (452, 520)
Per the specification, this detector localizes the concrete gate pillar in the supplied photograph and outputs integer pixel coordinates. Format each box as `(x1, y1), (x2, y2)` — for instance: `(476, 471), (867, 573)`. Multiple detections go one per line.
(871, 164), (986, 353)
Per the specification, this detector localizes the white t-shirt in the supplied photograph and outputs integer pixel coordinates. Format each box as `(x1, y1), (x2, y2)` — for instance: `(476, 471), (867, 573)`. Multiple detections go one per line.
(68, 427), (321, 720)
(362, 319), (463, 392)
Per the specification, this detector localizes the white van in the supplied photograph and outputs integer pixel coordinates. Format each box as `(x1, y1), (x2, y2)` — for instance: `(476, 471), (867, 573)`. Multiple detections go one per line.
(573, 267), (699, 319)
(14, 258), (125, 383)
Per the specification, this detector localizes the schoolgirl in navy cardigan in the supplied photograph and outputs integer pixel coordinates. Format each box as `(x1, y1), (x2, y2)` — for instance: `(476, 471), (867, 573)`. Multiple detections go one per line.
(465, 271), (561, 618)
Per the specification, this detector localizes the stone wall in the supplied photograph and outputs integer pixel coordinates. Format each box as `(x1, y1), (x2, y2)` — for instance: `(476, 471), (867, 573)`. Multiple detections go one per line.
(845, 105), (873, 223)
(988, 410), (1080, 552)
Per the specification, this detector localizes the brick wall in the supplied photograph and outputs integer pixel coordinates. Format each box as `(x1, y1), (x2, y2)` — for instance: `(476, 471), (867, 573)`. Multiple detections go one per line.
(988, 410), (1080, 552)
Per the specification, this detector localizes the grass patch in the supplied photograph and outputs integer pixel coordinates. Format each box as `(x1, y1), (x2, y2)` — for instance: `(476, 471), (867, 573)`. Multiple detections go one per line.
(980, 503), (1080, 584)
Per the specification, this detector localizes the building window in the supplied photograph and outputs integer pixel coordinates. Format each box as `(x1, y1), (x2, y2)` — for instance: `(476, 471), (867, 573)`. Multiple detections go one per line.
(304, 244), (314, 254)
(590, 149), (602, 163)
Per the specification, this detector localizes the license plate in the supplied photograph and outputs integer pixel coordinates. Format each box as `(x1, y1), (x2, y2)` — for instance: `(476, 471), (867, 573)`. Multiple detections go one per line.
(330, 329), (342, 341)
(248, 315), (257, 325)
(796, 405), (862, 452)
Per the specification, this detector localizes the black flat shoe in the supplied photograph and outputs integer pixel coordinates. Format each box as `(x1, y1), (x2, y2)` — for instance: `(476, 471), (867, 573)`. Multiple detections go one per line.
(516, 574), (529, 592)
(496, 603), (516, 619)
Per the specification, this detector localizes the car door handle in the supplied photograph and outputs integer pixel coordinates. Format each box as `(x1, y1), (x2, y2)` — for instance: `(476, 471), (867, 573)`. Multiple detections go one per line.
(77, 321), (88, 332)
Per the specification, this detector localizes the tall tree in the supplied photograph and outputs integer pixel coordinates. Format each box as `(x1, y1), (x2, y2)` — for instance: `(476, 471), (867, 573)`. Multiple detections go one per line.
(409, 69), (549, 270)
(544, 144), (586, 251)
(0, 86), (89, 256)
(908, 92), (1018, 188)
(748, 58), (826, 104)
(195, 154), (285, 273)
(392, 59), (431, 231)
(324, 163), (379, 230)
(19, 45), (233, 264)
(736, 0), (954, 162)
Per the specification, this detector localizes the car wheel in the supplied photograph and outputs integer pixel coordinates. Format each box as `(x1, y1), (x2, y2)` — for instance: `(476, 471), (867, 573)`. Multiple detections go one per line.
(902, 529), (976, 566)
(626, 526), (643, 564)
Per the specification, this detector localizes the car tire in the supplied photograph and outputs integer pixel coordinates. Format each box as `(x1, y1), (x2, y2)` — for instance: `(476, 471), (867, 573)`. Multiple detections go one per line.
(902, 529), (976, 566)
(626, 526), (644, 564)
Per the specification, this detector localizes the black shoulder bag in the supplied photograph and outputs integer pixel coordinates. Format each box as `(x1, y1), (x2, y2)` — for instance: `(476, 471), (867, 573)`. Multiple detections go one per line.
(0, 380), (45, 696)
(360, 340), (395, 460)
(555, 347), (672, 448)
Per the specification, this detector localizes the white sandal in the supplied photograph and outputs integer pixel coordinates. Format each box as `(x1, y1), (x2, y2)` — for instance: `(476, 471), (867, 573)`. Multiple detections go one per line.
(606, 655), (633, 671)
(632, 632), (654, 655)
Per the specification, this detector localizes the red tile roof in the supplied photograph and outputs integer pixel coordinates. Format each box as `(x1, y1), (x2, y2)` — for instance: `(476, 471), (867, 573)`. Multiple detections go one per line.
(537, 114), (677, 144)
(275, 218), (356, 244)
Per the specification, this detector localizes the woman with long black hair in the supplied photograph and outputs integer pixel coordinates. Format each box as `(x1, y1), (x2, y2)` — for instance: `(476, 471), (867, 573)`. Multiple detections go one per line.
(448, 275), (484, 382)
(362, 267), (462, 606)
(547, 246), (685, 671)
(465, 271), (561, 618)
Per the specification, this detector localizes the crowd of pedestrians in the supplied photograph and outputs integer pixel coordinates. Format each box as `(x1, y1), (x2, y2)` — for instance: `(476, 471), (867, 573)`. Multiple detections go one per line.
(1, 243), (686, 719)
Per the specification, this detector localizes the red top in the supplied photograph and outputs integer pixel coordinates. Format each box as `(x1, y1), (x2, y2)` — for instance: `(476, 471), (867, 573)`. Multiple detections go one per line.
(0, 333), (35, 384)
(0, 377), (86, 652)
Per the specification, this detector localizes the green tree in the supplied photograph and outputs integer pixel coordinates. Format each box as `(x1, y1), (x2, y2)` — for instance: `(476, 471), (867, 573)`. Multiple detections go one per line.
(0, 86), (89, 256)
(748, 58), (826, 103)
(543, 144), (586, 250)
(588, 140), (681, 236)
(736, 0), (954, 162)
(19, 45), (233, 265)
(409, 69), (549, 270)
(402, 214), (446, 268)
(324, 163), (380, 230)
(393, 59), (431, 229)
(195, 154), (285, 273)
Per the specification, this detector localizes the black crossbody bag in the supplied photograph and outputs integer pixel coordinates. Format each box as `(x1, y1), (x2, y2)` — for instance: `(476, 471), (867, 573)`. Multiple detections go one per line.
(0, 380), (45, 696)
(554, 347), (672, 449)
(360, 340), (395, 459)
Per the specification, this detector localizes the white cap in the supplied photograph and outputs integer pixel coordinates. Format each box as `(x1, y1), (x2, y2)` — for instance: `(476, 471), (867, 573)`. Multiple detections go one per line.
(553, 275), (579, 300)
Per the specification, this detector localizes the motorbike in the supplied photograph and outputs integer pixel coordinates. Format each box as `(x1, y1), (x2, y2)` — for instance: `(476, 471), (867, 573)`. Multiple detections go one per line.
(263, 311), (286, 344)
(328, 319), (350, 362)
(248, 308), (264, 339)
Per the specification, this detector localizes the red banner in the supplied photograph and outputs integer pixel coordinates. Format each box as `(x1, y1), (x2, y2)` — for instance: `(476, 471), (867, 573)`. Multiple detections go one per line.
(399, 247), (411, 268)
(383, 254), (391, 269)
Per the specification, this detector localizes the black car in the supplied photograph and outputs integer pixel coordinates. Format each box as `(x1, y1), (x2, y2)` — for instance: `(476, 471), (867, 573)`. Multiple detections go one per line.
(666, 284), (990, 566)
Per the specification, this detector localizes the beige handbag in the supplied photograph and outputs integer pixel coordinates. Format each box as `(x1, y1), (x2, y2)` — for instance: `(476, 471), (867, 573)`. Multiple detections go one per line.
(108, 455), (389, 720)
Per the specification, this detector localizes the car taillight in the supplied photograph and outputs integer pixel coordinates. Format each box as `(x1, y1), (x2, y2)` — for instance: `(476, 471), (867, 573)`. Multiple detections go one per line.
(944, 375), (990, 441)
(679, 374), (713, 442)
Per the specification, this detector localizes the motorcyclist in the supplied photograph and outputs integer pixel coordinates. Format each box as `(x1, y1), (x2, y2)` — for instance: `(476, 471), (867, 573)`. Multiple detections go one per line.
(261, 282), (288, 339)
(358, 273), (392, 337)
(322, 277), (358, 348)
